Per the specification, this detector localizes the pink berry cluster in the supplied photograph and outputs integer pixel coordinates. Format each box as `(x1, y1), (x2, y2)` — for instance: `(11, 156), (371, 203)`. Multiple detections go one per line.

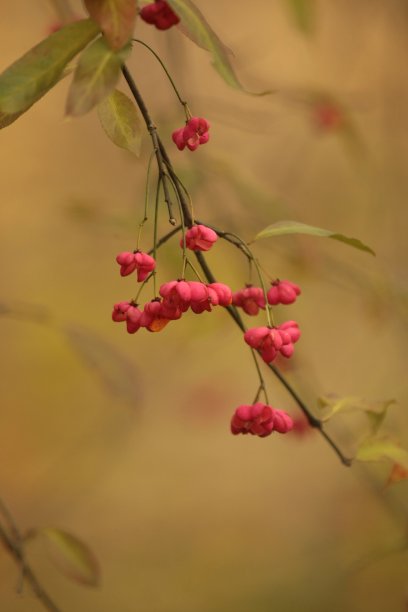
(172, 117), (210, 152)
(112, 225), (230, 334)
(232, 279), (301, 314)
(140, 1), (180, 30)
(244, 322), (300, 363)
(231, 403), (293, 437)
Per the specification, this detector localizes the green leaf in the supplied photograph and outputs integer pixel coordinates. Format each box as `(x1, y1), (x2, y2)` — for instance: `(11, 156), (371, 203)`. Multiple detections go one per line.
(356, 438), (408, 469)
(254, 220), (375, 255)
(66, 37), (131, 116)
(166, 0), (272, 94)
(84, 0), (138, 50)
(39, 528), (100, 587)
(0, 19), (100, 116)
(98, 88), (142, 155)
(284, 0), (315, 35)
(317, 394), (395, 427)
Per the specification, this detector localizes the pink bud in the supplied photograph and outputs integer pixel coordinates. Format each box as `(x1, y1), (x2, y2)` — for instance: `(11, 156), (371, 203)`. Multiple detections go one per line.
(267, 280), (301, 305)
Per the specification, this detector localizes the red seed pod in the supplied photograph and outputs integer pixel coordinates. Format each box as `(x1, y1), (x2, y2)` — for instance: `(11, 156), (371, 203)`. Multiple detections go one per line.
(140, 1), (180, 30)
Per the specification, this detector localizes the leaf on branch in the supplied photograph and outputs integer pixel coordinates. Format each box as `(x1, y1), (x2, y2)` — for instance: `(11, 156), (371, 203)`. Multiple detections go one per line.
(39, 528), (100, 587)
(356, 438), (408, 470)
(64, 324), (143, 407)
(317, 394), (395, 428)
(98, 88), (143, 155)
(284, 0), (315, 35)
(254, 220), (375, 255)
(0, 19), (100, 119)
(66, 37), (131, 116)
(84, 0), (138, 50)
(166, 0), (273, 95)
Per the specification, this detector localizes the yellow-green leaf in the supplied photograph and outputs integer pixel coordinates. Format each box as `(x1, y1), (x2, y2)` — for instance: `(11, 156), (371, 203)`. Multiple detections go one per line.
(98, 88), (142, 155)
(40, 528), (100, 587)
(166, 0), (272, 95)
(317, 395), (395, 426)
(356, 438), (408, 469)
(66, 37), (131, 116)
(84, 0), (138, 50)
(284, 0), (315, 35)
(254, 220), (375, 255)
(0, 19), (100, 115)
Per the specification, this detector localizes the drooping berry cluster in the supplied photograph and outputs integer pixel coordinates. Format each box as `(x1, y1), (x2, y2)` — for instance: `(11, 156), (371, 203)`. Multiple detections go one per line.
(172, 117), (210, 151)
(232, 279), (301, 314)
(244, 321), (301, 363)
(140, 1), (180, 30)
(112, 225), (231, 336)
(231, 403), (293, 437)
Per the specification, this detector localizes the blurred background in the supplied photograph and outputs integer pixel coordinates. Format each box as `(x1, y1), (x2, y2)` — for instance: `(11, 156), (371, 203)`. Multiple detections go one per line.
(1, 1), (407, 610)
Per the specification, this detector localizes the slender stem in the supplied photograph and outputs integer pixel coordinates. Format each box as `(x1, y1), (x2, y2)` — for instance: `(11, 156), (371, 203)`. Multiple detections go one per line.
(137, 150), (156, 249)
(152, 177), (161, 297)
(250, 350), (269, 404)
(121, 63), (352, 467)
(147, 225), (181, 255)
(132, 39), (191, 118)
(0, 499), (61, 612)
(122, 65), (176, 226)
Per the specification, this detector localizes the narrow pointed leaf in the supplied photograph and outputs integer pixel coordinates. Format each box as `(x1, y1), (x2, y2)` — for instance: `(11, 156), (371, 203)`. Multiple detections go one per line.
(40, 528), (100, 587)
(84, 0), (138, 50)
(64, 324), (143, 407)
(166, 0), (272, 94)
(0, 19), (100, 115)
(254, 220), (375, 255)
(284, 0), (315, 35)
(356, 438), (408, 469)
(66, 38), (131, 116)
(98, 88), (142, 155)
(317, 395), (395, 425)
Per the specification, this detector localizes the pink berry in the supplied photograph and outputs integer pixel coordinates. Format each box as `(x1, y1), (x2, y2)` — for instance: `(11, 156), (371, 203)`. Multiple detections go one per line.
(231, 403), (293, 438)
(233, 286), (266, 315)
(140, 1), (180, 30)
(181, 225), (218, 252)
(172, 117), (210, 152)
(267, 280), (301, 306)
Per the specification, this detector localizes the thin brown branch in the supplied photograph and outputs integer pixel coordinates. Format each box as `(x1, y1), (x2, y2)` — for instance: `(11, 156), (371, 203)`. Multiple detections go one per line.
(122, 63), (352, 467)
(0, 499), (62, 612)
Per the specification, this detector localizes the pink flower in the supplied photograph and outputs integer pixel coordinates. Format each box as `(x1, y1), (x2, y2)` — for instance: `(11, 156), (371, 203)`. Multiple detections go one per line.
(140, 1), (180, 30)
(232, 286), (266, 315)
(172, 117), (210, 152)
(231, 403), (293, 437)
(207, 283), (232, 307)
(112, 301), (143, 334)
(116, 251), (156, 282)
(244, 321), (300, 363)
(181, 225), (218, 251)
(267, 279), (301, 305)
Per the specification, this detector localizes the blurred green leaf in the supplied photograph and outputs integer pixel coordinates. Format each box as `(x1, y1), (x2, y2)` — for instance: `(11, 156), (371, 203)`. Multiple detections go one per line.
(167, 0), (273, 94)
(98, 88), (143, 155)
(356, 438), (408, 469)
(66, 37), (131, 116)
(64, 324), (143, 407)
(318, 395), (395, 427)
(84, 0), (138, 50)
(0, 19), (99, 116)
(39, 528), (100, 587)
(254, 220), (375, 255)
(284, 0), (315, 35)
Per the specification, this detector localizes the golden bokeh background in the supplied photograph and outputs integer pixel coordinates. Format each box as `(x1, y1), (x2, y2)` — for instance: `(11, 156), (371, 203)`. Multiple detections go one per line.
(1, 1), (407, 610)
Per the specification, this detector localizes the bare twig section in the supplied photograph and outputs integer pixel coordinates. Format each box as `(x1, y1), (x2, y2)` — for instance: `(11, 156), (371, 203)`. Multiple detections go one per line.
(0, 499), (62, 612)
